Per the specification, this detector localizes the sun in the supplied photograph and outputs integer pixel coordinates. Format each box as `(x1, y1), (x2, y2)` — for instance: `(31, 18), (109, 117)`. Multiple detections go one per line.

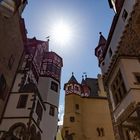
(51, 20), (72, 45)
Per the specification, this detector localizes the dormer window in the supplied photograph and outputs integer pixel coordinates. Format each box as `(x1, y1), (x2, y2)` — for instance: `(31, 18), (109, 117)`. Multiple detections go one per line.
(68, 85), (72, 90)
(75, 85), (79, 91)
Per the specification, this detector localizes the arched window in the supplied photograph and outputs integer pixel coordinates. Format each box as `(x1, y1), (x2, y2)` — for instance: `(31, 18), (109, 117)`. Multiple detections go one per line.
(74, 85), (79, 91)
(68, 85), (72, 90)
(1, 123), (27, 140)
(96, 127), (105, 137)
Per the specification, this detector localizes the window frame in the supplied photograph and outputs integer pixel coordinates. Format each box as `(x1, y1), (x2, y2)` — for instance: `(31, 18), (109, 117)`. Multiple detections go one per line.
(75, 104), (79, 110)
(17, 94), (28, 108)
(70, 116), (75, 122)
(49, 105), (55, 116)
(111, 70), (127, 106)
(50, 81), (58, 92)
(36, 100), (43, 120)
(122, 9), (128, 21)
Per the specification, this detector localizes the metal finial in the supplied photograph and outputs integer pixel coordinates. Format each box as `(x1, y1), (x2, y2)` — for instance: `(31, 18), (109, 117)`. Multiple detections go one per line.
(72, 72), (74, 76)
(46, 36), (50, 41)
(99, 32), (102, 35)
(82, 75), (84, 79)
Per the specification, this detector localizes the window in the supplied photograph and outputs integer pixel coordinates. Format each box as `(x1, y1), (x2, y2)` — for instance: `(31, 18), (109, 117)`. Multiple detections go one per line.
(17, 95), (28, 108)
(68, 85), (72, 90)
(75, 86), (79, 91)
(70, 116), (75, 122)
(65, 130), (69, 136)
(122, 9), (128, 21)
(51, 81), (58, 92)
(49, 105), (55, 116)
(36, 101), (43, 120)
(134, 73), (140, 84)
(75, 104), (79, 110)
(111, 70), (127, 106)
(8, 55), (15, 70)
(109, 48), (112, 57)
(96, 127), (105, 136)
(0, 74), (7, 100)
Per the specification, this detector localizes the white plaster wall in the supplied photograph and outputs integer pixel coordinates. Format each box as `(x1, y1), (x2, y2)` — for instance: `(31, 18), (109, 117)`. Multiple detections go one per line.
(12, 73), (24, 92)
(0, 118), (28, 131)
(4, 92), (34, 117)
(41, 104), (58, 140)
(101, 0), (136, 74)
(38, 77), (50, 102)
(38, 77), (60, 107)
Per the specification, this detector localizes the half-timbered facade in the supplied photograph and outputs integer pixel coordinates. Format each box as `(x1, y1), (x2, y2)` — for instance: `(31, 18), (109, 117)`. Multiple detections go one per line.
(0, 38), (63, 140)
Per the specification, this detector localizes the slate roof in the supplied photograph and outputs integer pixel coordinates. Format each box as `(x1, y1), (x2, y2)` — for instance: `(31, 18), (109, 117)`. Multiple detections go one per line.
(68, 75), (78, 84)
(85, 78), (99, 97)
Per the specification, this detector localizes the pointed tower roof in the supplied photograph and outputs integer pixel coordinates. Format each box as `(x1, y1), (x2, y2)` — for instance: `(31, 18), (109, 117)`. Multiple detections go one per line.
(95, 32), (107, 58)
(81, 75), (87, 85)
(97, 32), (106, 47)
(68, 72), (78, 84)
(64, 72), (79, 90)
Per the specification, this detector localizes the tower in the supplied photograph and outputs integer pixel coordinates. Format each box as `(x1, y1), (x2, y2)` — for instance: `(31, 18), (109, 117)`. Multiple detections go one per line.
(38, 50), (63, 140)
(63, 73), (83, 140)
(0, 37), (63, 140)
(95, 0), (140, 140)
(62, 74), (115, 140)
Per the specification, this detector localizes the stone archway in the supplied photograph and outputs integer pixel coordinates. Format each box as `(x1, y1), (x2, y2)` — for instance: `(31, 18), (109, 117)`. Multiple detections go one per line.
(1, 122), (27, 140)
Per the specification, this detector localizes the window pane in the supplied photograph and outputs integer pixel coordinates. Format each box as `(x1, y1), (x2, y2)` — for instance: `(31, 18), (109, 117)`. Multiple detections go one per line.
(36, 101), (43, 120)
(70, 116), (75, 122)
(0, 74), (7, 100)
(51, 81), (58, 92)
(75, 104), (79, 110)
(17, 94), (28, 108)
(49, 106), (55, 116)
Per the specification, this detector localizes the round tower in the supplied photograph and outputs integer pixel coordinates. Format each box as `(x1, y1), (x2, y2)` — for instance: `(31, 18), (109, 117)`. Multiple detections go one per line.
(63, 73), (83, 140)
(37, 51), (63, 140)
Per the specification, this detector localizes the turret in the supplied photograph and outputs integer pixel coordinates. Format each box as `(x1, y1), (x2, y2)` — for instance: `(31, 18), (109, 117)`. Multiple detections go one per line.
(64, 73), (81, 96)
(95, 32), (107, 67)
(63, 73), (83, 140)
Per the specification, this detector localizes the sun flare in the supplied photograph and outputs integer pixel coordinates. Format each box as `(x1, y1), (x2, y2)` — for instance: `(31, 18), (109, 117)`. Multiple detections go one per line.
(51, 21), (72, 45)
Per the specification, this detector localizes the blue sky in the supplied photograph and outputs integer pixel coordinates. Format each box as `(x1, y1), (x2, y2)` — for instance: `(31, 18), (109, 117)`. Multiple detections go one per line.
(23, 0), (114, 124)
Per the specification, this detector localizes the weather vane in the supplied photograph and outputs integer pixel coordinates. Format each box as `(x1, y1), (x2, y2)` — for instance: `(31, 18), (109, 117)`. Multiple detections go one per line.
(46, 36), (50, 41)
